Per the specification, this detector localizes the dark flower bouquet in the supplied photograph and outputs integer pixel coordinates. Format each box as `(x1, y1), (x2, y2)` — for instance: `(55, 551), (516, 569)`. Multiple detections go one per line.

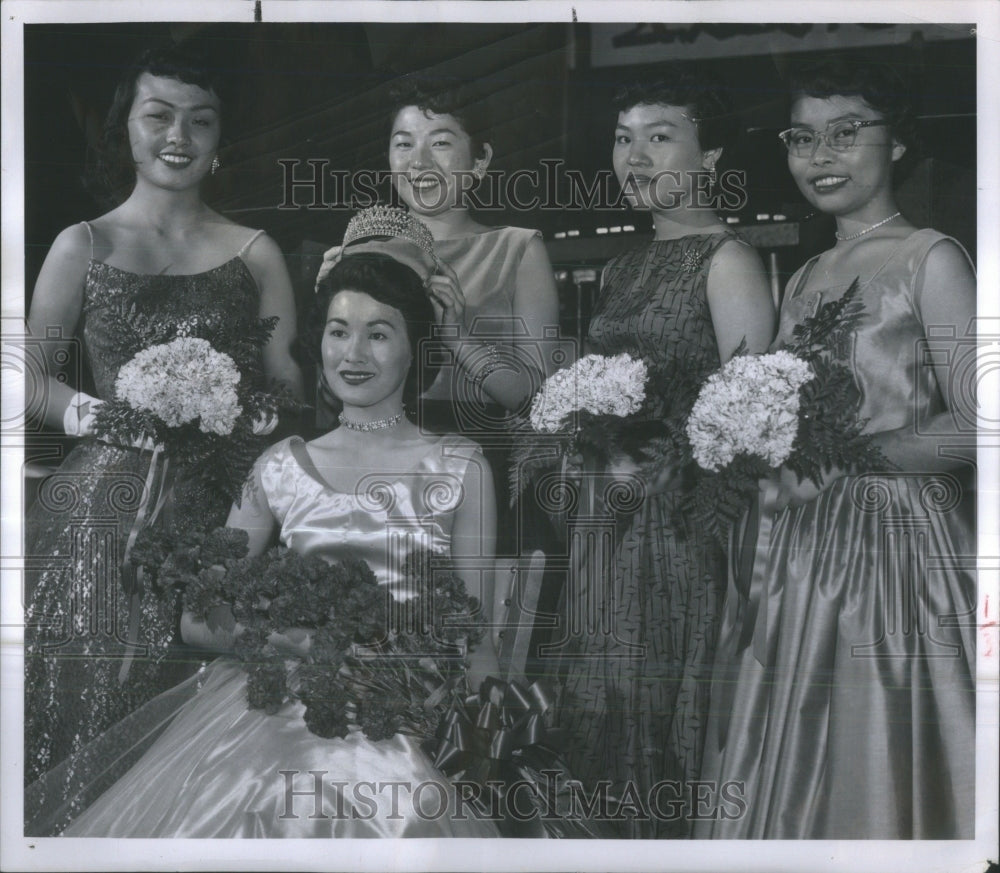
(683, 278), (895, 543)
(91, 304), (300, 503)
(171, 528), (485, 742)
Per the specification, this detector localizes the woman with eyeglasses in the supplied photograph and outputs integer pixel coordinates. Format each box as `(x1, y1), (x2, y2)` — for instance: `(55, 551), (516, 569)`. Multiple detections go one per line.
(696, 58), (976, 839)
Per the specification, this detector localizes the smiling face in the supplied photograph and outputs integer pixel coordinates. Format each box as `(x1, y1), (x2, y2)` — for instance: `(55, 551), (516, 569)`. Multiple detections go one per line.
(786, 94), (904, 220)
(612, 103), (719, 212)
(388, 105), (491, 217)
(322, 290), (412, 416)
(127, 72), (221, 191)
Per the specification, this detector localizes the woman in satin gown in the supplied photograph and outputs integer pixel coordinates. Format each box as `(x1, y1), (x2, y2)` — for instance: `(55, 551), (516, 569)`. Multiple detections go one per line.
(23, 46), (303, 834)
(61, 219), (501, 837)
(554, 67), (775, 838)
(696, 58), (977, 839)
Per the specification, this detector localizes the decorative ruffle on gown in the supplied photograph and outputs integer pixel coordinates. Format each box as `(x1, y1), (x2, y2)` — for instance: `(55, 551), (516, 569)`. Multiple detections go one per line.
(61, 435), (500, 837)
(554, 234), (736, 838)
(24, 227), (267, 834)
(696, 229), (976, 839)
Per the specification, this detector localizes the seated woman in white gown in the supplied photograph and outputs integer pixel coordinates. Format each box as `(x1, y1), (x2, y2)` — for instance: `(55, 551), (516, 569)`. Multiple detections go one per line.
(63, 208), (501, 838)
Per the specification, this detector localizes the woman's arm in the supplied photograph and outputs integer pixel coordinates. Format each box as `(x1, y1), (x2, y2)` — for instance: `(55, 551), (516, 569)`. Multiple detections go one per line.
(244, 233), (305, 401)
(766, 238), (977, 510)
(705, 239), (777, 361)
(25, 223), (94, 429)
(872, 238), (977, 471)
(478, 235), (565, 410)
(450, 447), (500, 688)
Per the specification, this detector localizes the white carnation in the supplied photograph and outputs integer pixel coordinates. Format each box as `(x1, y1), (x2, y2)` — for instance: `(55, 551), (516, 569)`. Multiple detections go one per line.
(115, 336), (243, 436)
(687, 350), (814, 471)
(529, 353), (648, 433)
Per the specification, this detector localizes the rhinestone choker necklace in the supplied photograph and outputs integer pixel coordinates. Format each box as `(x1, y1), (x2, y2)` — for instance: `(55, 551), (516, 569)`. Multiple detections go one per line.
(338, 409), (405, 432)
(835, 212), (901, 241)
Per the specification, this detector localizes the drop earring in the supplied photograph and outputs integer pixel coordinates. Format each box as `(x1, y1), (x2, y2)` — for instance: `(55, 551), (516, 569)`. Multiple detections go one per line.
(211, 155), (221, 175)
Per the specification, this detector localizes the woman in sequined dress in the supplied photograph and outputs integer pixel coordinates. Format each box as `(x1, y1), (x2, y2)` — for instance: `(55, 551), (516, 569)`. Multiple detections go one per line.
(554, 66), (775, 838)
(23, 45), (303, 833)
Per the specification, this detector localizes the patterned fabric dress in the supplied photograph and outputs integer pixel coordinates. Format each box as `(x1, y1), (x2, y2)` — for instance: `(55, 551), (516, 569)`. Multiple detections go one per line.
(555, 233), (735, 838)
(24, 227), (265, 834)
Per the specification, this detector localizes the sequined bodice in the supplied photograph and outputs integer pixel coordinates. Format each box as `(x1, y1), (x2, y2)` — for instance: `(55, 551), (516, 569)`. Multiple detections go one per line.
(81, 258), (261, 400)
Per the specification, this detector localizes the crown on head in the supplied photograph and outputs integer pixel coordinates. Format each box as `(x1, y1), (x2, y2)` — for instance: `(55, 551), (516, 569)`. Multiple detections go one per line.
(342, 205), (435, 256)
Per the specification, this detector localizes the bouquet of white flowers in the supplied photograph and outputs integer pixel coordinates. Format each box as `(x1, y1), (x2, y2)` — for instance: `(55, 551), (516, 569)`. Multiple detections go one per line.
(687, 350), (814, 472)
(115, 337), (244, 436)
(93, 313), (298, 504)
(684, 278), (894, 542)
(528, 353), (648, 433)
(511, 352), (700, 507)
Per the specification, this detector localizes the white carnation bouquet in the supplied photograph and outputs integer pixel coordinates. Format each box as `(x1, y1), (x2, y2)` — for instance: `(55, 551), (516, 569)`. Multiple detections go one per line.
(684, 278), (893, 542)
(511, 352), (701, 506)
(686, 350), (814, 471)
(93, 316), (299, 505)
(115, 337), (243, 436)
(528, 353), (648, 433)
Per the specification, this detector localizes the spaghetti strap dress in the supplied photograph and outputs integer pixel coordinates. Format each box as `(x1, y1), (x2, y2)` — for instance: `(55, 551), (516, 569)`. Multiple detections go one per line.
(24, 224), (268, 834)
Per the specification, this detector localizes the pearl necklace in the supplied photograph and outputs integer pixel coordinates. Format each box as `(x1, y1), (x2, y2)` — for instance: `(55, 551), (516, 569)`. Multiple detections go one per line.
(835, 212), (901, 241)
(338, 409), (405, 432)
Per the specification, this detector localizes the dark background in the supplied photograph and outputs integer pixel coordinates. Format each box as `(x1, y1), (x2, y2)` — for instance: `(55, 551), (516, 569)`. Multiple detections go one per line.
(22, 21), (977, 355)
(17, 19), (979, 487)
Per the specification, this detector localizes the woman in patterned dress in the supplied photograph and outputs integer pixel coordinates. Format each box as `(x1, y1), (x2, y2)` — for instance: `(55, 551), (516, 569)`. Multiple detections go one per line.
(24, 45), (302, 833)
(554, 66), (775, 838)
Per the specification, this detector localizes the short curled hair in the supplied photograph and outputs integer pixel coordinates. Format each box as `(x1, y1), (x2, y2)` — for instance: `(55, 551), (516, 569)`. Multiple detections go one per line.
(387, 76), (493, 160)
(311, 252), (441, 414)
(87, 45), (231, 206)
(612, 63), (740, 153)
(786, 56), (920, 171)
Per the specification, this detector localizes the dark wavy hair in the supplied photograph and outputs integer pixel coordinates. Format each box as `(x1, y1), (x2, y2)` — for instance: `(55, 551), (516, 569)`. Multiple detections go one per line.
(86, 45), (231, 207)
(612, 63), (740, 153)
(312, 252), (441, 415)
(386, 76), (493, 161)
(786, 56), (920, 175)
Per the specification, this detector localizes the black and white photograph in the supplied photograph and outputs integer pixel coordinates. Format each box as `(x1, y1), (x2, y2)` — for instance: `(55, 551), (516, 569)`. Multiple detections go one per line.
(2, 1), (997, 870)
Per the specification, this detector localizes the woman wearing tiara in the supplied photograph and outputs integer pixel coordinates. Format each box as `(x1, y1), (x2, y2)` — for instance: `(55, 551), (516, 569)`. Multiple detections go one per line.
(321, 77), (565, 563)
(696, 58), (976, 839)
(59, 209), (501, 838)
(24, 45), (303, 832)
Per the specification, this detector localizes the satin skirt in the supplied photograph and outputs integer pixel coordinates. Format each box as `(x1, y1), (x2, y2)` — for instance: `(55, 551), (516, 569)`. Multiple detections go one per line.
(696, 473), (976, 839)
(63, 660), (500, 838)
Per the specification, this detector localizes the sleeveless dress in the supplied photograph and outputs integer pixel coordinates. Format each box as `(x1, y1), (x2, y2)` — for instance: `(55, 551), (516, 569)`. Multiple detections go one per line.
(554, 233), (735, 838)
(419, 226), (544, 555)
(24, 225), (267, 833)
(61, 435), (500, 838)
(696, 229), (976, 839)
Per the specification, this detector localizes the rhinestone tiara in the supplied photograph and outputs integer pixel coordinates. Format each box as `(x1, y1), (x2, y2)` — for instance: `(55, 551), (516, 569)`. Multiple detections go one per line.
(342, 205), (435, 256)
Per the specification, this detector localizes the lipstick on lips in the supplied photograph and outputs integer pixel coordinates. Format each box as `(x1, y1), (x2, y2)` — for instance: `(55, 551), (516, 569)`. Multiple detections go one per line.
(338, 370), (375, 385)
(809, 174), (849, 193)
(158, 152), (194, 168)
